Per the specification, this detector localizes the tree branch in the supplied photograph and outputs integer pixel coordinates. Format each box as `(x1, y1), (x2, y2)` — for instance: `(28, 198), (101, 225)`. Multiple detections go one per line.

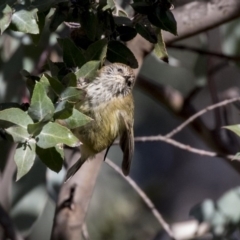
(165, 97), (240, 138)
(164, 0), (240, 43)
(105, 159), (176, 240)
(50, 151), (105, 240)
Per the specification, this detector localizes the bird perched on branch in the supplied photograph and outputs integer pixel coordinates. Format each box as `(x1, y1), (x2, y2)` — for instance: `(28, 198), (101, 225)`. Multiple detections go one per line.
(65, 63), (135, 181)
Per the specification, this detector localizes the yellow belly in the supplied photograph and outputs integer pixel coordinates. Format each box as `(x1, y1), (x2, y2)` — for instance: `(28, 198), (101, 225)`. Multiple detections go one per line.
(73, 94), (133, 157)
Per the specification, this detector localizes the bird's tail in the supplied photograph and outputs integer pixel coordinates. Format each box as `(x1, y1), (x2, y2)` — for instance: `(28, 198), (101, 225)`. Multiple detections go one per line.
(65, 158), (84, 182)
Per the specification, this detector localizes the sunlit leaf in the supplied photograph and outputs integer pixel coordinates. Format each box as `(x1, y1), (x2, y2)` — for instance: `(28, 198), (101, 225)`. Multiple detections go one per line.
(154, 30), (168, 62)
(11, 7), (39, 34)
(75, 61), (100, 80)
(28, 81), (55, 122)
(6, 125), (30, 142)
(0, 108), (33, 129)
(15, 141), (36, 181)
(36, 122), (80, 148)
(59, 87), (84, 102)
(0, 4), (12, 34)
(57, 108), (92, 129)
(224, 125), (240, 137)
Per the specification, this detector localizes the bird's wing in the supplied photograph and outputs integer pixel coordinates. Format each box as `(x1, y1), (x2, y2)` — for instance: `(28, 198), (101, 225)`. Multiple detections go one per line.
(119, 113), (134, 176)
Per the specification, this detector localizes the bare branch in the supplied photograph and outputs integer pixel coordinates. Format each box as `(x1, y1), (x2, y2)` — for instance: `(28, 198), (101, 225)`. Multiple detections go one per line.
(165, 97), (240, 138)
(134, 134), (237, 161)
(105, 159), (177, 240)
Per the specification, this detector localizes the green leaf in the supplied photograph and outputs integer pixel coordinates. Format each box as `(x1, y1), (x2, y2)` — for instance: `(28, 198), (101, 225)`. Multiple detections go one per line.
(49, 6), (66, 32)
(154, 30), (168, 62)
(75, 61), (100, 80)
(135, 23), (157, 43)
(0, 108), (33, 129)
(58, 38), (85, 68)
(107, 40), (138, 68)
(85, 39), (108, 64)
(14, 141), (36, 181)
(54, 101), (74, 119)
(11, 7), (39, 34)
(224, 125), (240, 137)
(27, 121), (46, 136)
(5, 125), (30, 142)
(148, 9), (177, 35)
(59, 87), (84, 102)
(44, 74), (65, 96)
(47, 60), (60, 78)
(62, 72), (77, 87)
(36, 122), (80, 148)
(30, 12), (46, 45)
(36, 145), (63, 172)
(117, 26), (137, 42)
(28, 81), (55, 122)
(0, 4), (12, 34)
(58, 108), (92, 129)
(79, 9), (97, 41)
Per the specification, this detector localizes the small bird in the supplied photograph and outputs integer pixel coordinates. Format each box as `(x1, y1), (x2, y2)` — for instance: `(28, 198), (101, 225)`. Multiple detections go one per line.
(65, 63), (135, 181)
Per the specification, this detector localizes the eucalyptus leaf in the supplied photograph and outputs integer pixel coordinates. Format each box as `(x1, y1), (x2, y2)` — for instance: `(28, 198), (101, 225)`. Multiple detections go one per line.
(107, 40), (138, 68)
(36, 145), (63, 172)
(6, 125), (30, 142)
(27, 121), (46, 136)
(0, 4), (12, 34)
(59, 87), (84, 102)
(85, 39), (108, 64)
(57, 38), (85, 68)
(154, 30), (168, 62)
(49, 6), (66, 32)
(135, 23), (157, 43)
(28, 81), (55, 122)
(62, 72), (77, 87)
(36, 122), (80, 148)
(224, 125), (240, 137)
(30, 12), (46, 45)
(15, 141), (36, 181)
(54, 101), (74, 119)
(75, 61), (100, 80)
(58, 108), (92, 129)
(0, 108), (33, 129)
(117, 26), (137, 42)
(44, 74), (65, 96)
(11, 8), (39, 34)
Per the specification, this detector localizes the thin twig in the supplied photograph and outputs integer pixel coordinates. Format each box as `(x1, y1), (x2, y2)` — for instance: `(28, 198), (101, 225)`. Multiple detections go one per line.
(165, 97), (240, 138)
(168, 44), (240, 61)
(134, 135), (237, 160)
(105, 159), (176, 240)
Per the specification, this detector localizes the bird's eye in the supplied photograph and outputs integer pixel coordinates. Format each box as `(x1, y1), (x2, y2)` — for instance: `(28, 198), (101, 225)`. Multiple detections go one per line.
(117, 68), (123, 73)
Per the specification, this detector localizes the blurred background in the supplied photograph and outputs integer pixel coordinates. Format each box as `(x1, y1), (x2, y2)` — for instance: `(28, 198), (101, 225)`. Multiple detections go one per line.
(1, 0), (240, 239)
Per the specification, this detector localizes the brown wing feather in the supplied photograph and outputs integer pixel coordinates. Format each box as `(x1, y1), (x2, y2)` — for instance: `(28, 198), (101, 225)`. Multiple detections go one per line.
(119, 114), (134, 176)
